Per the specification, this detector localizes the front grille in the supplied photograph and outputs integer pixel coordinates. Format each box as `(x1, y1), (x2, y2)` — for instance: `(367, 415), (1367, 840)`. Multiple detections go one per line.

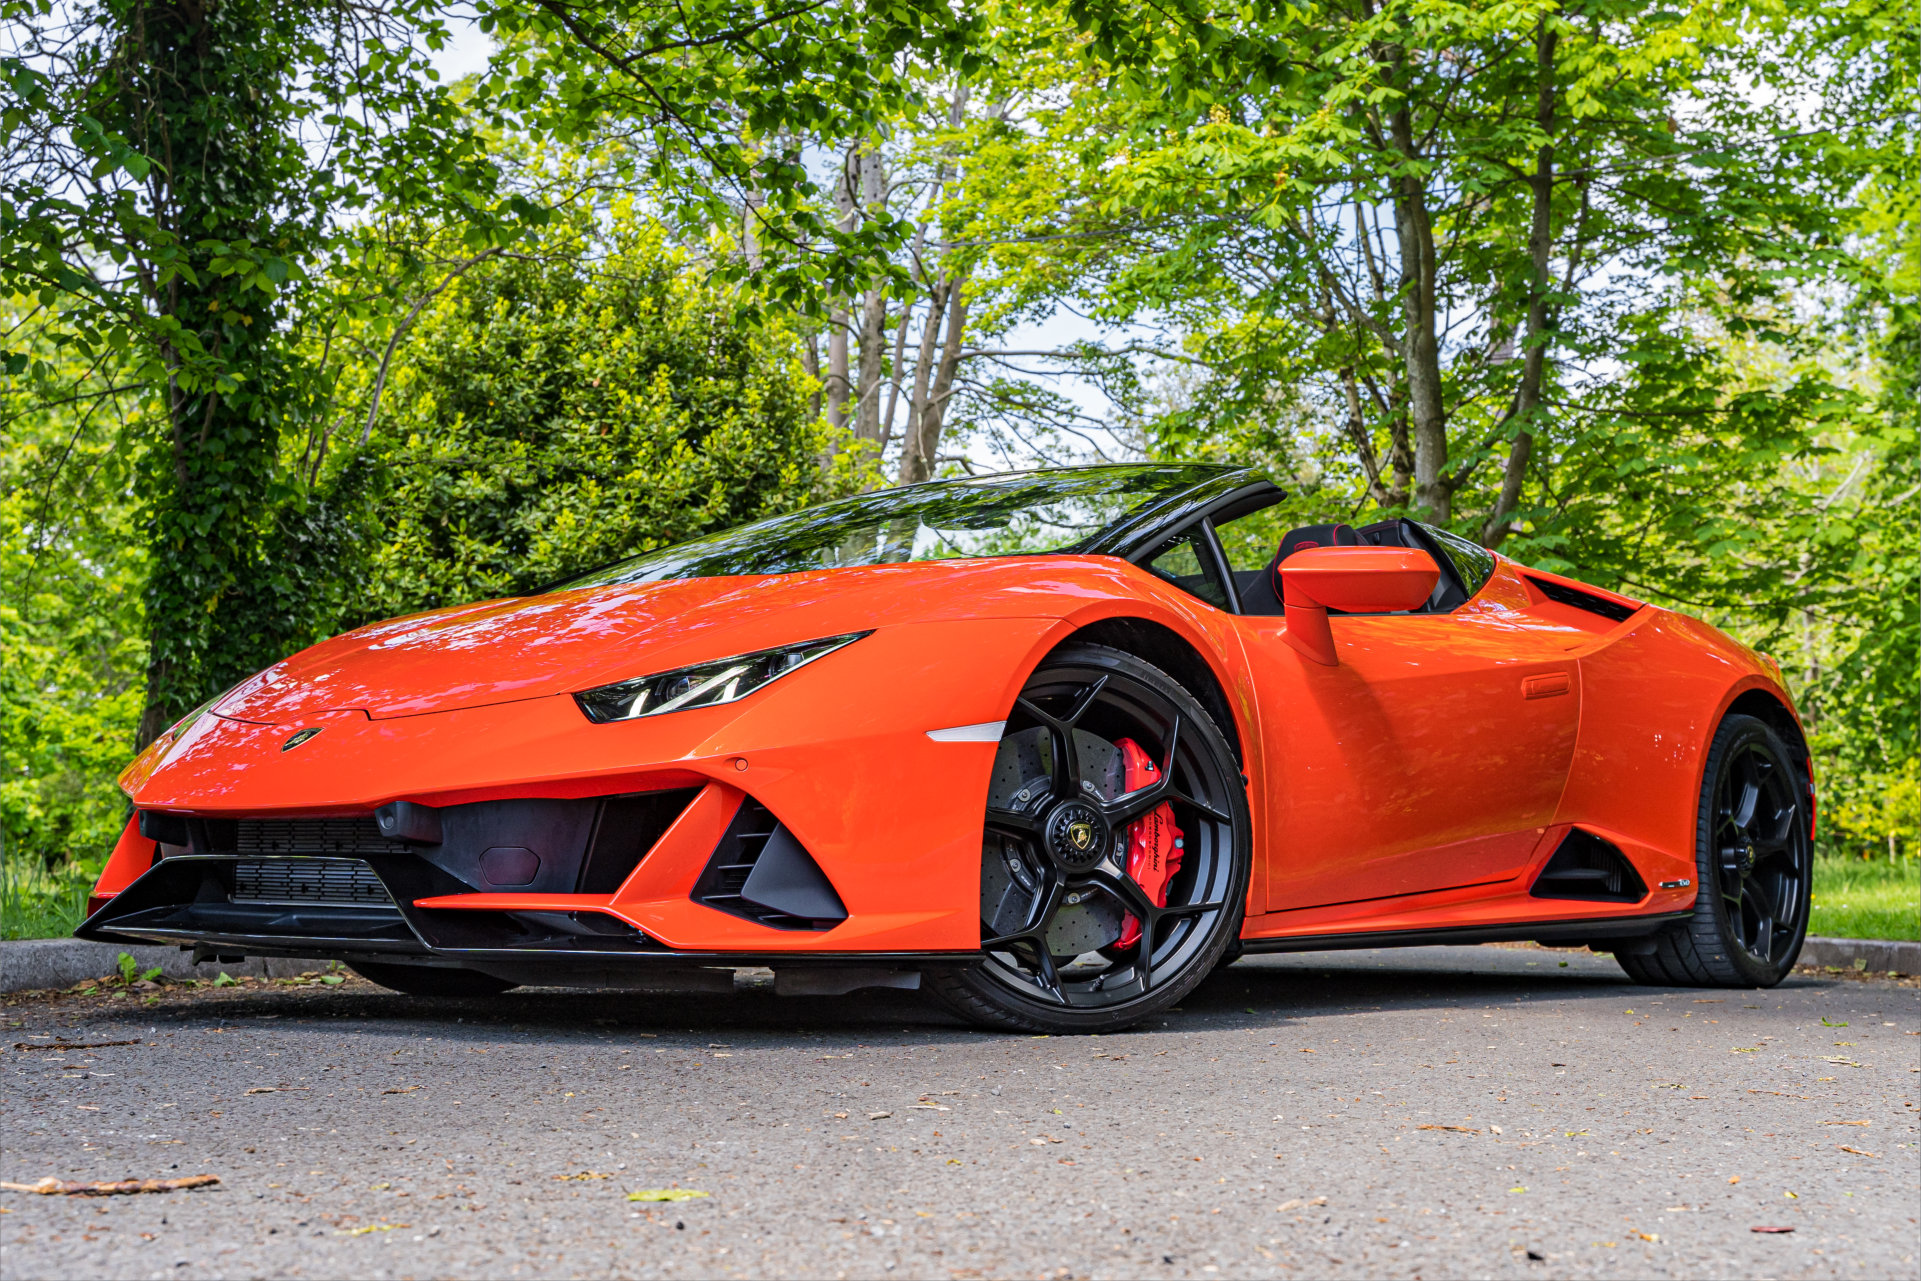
(234, 817), (409, 856)
(232, 858), (395, 906)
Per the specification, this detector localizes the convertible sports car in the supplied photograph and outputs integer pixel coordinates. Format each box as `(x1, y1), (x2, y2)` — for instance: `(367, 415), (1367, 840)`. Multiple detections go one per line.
(81, 465), (1815, 1032)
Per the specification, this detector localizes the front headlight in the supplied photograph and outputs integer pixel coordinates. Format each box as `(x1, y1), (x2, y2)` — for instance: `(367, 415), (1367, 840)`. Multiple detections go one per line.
(573, 632), (871, 724)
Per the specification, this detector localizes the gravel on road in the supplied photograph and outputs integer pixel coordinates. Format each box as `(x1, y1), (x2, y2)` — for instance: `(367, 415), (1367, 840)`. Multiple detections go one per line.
(2, 944), (1916, 1280)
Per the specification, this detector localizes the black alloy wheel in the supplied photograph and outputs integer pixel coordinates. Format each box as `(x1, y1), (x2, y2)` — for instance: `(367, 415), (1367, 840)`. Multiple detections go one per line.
(1617, 713), (1811, 988)
(925, 644), (1249, 1033)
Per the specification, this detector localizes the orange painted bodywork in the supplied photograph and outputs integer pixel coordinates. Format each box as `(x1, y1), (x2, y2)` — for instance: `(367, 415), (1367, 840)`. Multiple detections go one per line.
(97, 548), (1805, 956)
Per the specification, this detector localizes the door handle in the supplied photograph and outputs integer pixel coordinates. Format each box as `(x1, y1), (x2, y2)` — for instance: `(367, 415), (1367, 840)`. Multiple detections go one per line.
(1524, 673), (1572, 699)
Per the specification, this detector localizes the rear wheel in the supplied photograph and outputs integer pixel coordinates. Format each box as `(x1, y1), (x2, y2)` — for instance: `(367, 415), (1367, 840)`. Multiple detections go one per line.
(925, 644), (1250, 1033)
(1617, 713), (1811, 988)
(349, 961), (519, 997)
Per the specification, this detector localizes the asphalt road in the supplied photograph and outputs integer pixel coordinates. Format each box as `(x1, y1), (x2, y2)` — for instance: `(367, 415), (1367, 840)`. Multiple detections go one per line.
(3, 945), (1916, 1280)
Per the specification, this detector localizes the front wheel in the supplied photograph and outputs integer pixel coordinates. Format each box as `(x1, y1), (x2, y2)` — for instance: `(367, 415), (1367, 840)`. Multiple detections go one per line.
(1617, 713), (1812, 988)
(925, 644), (1250, 1034)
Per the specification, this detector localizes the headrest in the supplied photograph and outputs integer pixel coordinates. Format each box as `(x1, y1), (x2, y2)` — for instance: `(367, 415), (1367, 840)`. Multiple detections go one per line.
(1275, 523), (1361, 565)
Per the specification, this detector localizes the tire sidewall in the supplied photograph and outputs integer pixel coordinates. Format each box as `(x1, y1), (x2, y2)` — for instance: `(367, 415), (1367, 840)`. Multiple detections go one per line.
(1692, 714), (1810, 986)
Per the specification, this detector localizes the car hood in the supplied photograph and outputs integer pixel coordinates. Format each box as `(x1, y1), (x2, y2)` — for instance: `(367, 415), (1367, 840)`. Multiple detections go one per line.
(211, 560), (1101, 724)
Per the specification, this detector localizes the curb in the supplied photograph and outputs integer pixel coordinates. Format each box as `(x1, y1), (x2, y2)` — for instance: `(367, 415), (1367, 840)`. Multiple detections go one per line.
(0, 938), (330, 995)
(1798, 935), (1920, 977)
(2, 933), (1913, 995)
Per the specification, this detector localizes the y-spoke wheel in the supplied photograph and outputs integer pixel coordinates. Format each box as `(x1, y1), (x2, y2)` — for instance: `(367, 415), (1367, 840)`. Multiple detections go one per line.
(926, 644), (1249, 1033)
(1617, 713), (1811, 988)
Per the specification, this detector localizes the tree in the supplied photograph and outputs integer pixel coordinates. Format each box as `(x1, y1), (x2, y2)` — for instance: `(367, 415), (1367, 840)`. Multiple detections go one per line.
(1029, 0), (1854, 564)
(347, 211), (840, 618)
(2, 0), (519, 744)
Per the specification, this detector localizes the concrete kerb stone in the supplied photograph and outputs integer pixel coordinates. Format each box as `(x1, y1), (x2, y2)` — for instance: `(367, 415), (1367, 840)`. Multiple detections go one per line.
(1, 933), (1913, 996)
(0, 937), (330, 995)
(1797, 935), (1921, 978)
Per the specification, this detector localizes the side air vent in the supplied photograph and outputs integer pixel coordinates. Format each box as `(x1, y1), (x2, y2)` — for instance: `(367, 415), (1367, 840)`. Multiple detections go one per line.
(1526, 575), (1639, 624)
(692, 800), (847, 930)
(1530, 829), (1648, 903)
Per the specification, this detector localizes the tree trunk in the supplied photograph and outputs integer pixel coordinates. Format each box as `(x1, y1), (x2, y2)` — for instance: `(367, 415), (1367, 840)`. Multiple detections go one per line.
(898, 275), (969, 484)
(1483, 23), (1560, 549)
(120, 0), (291, 747)
(1386, 97), (1449, 521)
(853, 147), (888, 444)
(824, 147), (859, 430)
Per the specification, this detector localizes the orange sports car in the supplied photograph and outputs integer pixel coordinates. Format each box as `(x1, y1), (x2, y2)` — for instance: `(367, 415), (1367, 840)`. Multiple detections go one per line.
(82, 465), (1815, 1031)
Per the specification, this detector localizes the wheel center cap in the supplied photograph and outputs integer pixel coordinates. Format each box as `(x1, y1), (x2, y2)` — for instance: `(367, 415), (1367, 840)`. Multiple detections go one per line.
(1045, 800), (1110, 871)
(1742, 842), (1757, 873)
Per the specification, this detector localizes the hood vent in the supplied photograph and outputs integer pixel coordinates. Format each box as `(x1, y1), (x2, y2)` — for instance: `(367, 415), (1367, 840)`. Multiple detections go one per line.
(1531, 829), (1647, 903)
(693, 800), (847, 930)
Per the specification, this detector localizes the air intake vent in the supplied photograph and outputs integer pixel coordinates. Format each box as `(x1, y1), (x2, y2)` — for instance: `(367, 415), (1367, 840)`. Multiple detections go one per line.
(1531, 829), (1648, 903)
(1526, 576), (1638, 624)
(577, 789), (701, 894)
(692, 800), (847, 930)
(234, 817), (410, 856)
(233, 858), (395, 906)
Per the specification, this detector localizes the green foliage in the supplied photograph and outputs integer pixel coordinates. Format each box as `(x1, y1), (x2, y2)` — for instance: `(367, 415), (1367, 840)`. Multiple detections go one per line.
(2, 0), (528, 743)
(0, 855), (94, 940)
(349, 214), (842, 618)
(1809, 856), (1920, 943)
(1, 302), (145, 872)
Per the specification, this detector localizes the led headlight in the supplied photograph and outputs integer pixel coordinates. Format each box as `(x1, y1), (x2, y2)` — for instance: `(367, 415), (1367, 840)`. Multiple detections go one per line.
(573, 631), (872, 724)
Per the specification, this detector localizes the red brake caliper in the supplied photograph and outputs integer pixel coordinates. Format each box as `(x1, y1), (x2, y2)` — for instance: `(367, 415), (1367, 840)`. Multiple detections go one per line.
(1115, 737), (1183, 951)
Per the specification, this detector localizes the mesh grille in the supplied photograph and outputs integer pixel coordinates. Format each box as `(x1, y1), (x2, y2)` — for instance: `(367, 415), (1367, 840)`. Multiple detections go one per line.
(234, 817), (408, 856)
(232, 858), (395, 906)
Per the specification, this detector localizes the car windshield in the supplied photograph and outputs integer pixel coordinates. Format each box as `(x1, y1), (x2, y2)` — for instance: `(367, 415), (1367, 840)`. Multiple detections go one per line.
(563, 465), (1228, 588)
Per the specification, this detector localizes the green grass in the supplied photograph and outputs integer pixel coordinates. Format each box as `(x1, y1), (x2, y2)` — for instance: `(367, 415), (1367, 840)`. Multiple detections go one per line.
(0, 859), (96, 941)
(1810, 856), (1920, 942)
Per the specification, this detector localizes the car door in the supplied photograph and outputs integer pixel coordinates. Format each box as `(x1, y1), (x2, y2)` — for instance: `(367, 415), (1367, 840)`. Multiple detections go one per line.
(1214, 514), (1582, 912)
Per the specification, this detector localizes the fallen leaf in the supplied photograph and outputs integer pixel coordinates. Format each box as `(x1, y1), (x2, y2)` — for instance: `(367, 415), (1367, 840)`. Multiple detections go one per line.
(1729, 1176), (1741, 1184)
(1823, 1120), (1870, 1126)
(0, 1175), (218, 1197)
(552, 1172), (611, 1181)
(626, 1189), (708, 1202)
(1750, 1226), (1794, 1234)
(1837, 1146), (1879, 1157)
(382, 1086), (421, 1095)
(868, 1112), (891, 1120)
(1274, 1196), (1327, 1211)
(12, 1039), (142, 1053)
(1030, 1135), (1063, 1145)
(337, 1222), (408, 1236)
(1635, 1232), (1659, 1243)
(1416, 1124), (1479, 1134)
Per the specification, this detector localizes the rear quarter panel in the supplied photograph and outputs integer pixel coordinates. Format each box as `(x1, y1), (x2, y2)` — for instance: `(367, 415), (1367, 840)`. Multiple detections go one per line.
(1555, 607), (1802, 891)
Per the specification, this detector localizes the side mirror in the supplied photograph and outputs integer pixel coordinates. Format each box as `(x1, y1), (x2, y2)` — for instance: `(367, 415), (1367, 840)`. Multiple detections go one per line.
(1280, 547), (1440, 666)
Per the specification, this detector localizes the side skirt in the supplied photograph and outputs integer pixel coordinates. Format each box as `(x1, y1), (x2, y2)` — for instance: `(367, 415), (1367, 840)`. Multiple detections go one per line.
(1239, 911), (1691, 955)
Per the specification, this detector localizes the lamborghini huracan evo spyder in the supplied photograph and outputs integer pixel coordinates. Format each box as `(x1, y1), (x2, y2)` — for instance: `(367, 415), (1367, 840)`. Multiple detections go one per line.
(81, 465), (1815, 1032)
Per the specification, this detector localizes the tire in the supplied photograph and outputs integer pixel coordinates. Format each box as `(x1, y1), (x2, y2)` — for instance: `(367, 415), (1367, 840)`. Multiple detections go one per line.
(1616, 713), (1811, 988)
(925, 644), (1250, 1034)
(349, 961), (519, 997)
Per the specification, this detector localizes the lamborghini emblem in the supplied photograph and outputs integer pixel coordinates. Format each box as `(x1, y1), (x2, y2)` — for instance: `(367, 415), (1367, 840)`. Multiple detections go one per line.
(1067, 821), (1095, 850)
(282, 727), (323, 752)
